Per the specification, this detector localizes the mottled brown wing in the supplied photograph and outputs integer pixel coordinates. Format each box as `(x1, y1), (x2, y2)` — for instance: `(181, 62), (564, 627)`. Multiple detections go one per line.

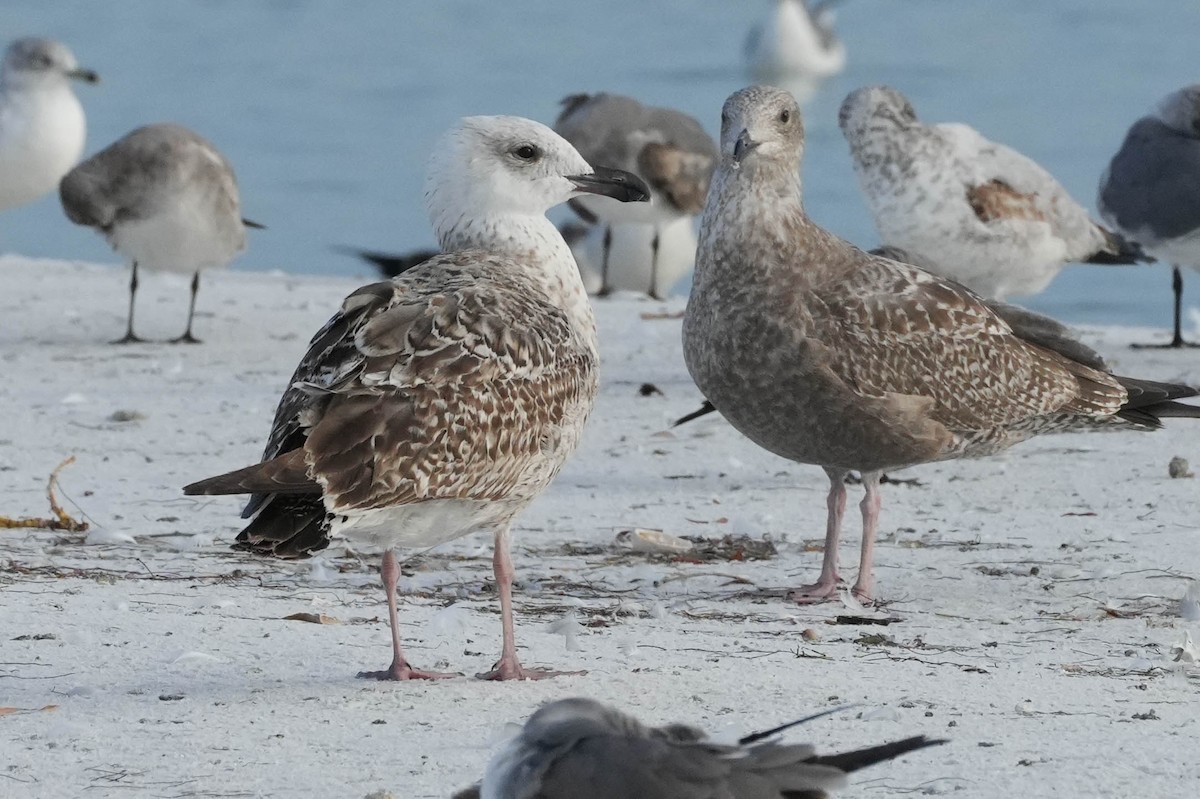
(295, 255), (597, 513)
(241, 280), (396, 518)
(965, 179), (1046, 224)
(942, 123), (1116, 255)
(809, 254), (1125, 432)
(637, 142), (715, 215)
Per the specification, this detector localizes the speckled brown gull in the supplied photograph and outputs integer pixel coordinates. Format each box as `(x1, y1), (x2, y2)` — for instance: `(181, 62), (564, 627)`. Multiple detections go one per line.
(838, 85), (1149, 302)
(673, 245), (1113, 427)
(1098, 85), (1200, 348)
(184, 116), (648, 680)
(684, 85), (1200, 603)
(60, 123), (257, 344)
(554, 92), (716, 298)
(451, 697), (944, 799)
(0, 38), (97, 213)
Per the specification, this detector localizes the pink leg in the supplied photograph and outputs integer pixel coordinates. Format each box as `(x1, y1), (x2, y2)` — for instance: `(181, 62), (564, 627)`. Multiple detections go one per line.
(477, 524), (583, 681)
(789, 468), (848, 603)
(850, 471), (883, 604)
(358, 549), (458, 681)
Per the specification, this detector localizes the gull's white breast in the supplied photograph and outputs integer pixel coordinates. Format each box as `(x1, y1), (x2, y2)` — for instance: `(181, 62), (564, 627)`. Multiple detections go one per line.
(0, 85), (85, 211)
(110, 191), (244, 274)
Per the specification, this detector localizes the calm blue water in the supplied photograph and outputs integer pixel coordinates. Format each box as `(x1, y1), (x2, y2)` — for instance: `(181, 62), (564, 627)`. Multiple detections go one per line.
(3, 0), (1199, 328)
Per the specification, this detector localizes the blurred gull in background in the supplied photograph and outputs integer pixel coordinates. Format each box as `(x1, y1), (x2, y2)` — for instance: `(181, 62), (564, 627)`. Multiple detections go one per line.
(1098, 85), (1200, 348)
(839, 85), (1149, 302)
(0, 38), (97, 213)
(745, 0), (846, 103)
(60, 123), (259, 344)
(554, 92), (717, 299)
(452, 697), (944, 799)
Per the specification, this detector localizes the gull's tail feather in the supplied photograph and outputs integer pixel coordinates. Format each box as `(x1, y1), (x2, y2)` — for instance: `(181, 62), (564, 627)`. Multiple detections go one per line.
(182, 450), (316, 497)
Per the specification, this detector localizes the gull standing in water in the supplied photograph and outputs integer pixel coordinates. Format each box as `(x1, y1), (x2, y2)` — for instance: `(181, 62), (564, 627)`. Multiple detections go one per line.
(0, 38), (97, 213)
(1098, 85), (1200, 348)
(185, 116), (648, 680)
(684, 86), (1200, 603)
(554, 92), (716, 299)
(452, 697), (944, 799)
(839, 85), (1149, 302)
(60, 123), (259, 344)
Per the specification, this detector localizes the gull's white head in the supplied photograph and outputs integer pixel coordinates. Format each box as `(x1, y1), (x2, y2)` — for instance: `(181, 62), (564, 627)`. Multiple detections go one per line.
(837, 85), (918, 142)
(719, 85), (805, 171)
(1, 38), (98, 90)
(424, 115), (648, 248)
(1154, 85), (1200, 138)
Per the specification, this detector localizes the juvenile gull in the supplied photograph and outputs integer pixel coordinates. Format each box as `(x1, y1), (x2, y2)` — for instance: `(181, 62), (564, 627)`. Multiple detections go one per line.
(673, 246), (1112, 427)
(745, 1), (845, 103)
(451, 697), (944, 799)
(0, 38), (97, 212)
(185, 116), (648, 680)
(60, 123), (258, 344)
(1098, 85), (1200, 348)
(554, 92), (717, 298)
(839, 85), (1149, 301)
(684, 86), (1200, 603)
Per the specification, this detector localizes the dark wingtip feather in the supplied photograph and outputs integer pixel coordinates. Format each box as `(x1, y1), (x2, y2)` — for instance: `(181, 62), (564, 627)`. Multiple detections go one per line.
(673, 399), (718, 427)
(333, 245), (438, 279)
(807, 735), (948, 774)
(738, 706), (850, 745)
(1115, 375), (1200, 427)
(232, 495), (330, 560)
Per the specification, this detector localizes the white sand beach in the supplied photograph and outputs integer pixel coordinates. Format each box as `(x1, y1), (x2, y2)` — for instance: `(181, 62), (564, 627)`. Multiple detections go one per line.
(2, 256), (1198, 797)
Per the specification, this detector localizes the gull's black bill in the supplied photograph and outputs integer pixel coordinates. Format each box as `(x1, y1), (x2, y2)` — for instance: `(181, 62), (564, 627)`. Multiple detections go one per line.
(568, 165), (650, 204)
(67, 67), (100, 84)
(733, 128), (760, 162)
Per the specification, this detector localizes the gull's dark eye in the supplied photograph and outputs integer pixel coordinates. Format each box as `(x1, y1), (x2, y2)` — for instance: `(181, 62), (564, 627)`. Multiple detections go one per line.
(779, 109), (791, 124)
(512, 144), (541, 162)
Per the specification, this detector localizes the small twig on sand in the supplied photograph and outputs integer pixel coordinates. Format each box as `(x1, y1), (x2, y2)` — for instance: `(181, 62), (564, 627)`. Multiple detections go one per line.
(0, 456), (89, 533)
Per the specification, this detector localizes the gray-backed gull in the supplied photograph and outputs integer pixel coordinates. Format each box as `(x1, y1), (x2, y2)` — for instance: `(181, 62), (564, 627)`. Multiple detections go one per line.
(60, 123), (258, 344)
(185, 116), (648, 680)
(839, 85), (1148, 302)
(451, 697), (943, 799)
(1098, 85), (1200, 348)
(683, 85), (1200, 603)
(0, 38), (97, 212)
(554, 92), (716, 298)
